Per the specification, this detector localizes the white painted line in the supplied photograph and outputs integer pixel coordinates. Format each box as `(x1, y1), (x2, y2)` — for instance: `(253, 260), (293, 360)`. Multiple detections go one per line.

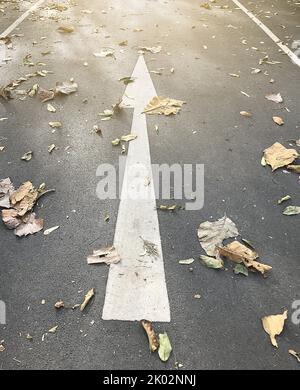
(231, 0), (300, 67)
(102, 55), (170, 322)
(0, 0), (46, 38)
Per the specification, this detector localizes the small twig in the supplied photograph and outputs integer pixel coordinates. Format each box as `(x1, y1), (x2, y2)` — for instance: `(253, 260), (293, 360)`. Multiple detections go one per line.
(139, 236), (159, 258)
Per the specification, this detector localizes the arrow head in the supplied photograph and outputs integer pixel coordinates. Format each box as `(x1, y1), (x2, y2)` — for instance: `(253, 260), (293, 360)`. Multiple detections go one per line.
(121, 55), (157, 110)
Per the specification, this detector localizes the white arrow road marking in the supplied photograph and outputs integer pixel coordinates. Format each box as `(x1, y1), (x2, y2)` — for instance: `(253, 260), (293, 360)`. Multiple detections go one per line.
(0, 0), (46, 38)
(102, 55), (171, 322)
(231, 0), (300, 68)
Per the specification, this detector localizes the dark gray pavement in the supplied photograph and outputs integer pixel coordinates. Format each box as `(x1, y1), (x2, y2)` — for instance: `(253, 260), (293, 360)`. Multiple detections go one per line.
(0, 0), (300, 370)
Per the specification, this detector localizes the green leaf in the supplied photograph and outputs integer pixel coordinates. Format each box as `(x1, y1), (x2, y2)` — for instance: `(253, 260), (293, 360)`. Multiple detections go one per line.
(158, 332), (172, 362)
(234, 264), (248, 276)
(283, 206), (300, 216)
(200, 255), (224, 269)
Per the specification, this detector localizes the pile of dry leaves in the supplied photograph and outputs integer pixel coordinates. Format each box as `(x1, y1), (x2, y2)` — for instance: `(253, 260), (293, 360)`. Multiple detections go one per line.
(0, 178), (53, 237)
(198, 215), (272, 276)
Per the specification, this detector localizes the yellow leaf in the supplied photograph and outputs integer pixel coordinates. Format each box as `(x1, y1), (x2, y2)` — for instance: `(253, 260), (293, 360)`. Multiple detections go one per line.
(262, 310), (288, 347)
(80, 288), (95, 311)
(272, 116), (284, 125)
(143, 96), (185, 116)
(263, 142), (298, 171)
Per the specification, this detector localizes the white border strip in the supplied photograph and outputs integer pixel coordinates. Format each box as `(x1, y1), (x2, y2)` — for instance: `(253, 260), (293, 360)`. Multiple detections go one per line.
(231, 0), (300, 67)
(0, 0), (46, 38)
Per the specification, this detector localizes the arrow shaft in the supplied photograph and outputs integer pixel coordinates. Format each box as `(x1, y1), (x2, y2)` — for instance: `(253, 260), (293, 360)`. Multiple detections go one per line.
(102, 56), (170, 322)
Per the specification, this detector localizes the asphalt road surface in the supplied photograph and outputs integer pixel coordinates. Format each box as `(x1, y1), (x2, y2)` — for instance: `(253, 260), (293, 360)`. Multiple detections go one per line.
(0, 0), (300, 370)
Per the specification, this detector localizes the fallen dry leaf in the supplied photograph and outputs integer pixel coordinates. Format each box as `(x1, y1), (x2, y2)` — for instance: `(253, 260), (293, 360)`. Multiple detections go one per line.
(278, 195), (291, 204)
(273, 116), (284, 126)
(38, 87), (55, 102)
(283, 206), (300, 216)
(55, 81), (78, 95)
(1, 180), (50, 237)
(158, 204), (177, 211)
(121, 134), (137, 142)
(262, 310), (288, 347)
(10, 181), (38, 216)
(80, 288), (95, 311)
(143, 96), (185, 116)
(240, 111), (252, 117)
(139, 46), (162, 54)
(198, 215), (239, 256)
(44, 225), (59, 235)
(178, 258), (194, 265)
(28, 84), (38, 97)
(119, 76), (134, 85)
(48, 144), (56, 153)
(218, 240), (272, 275)
(111, 138), (120, 146)
(87, 246), (120, 265)
(265, 93), (283, 103)
(93, 48), (115, 58)
(49, 121), (62, 128)
(47, 103), (56, 113)
(21, 151), (33, 161)
(263, 142), (298, 171)
(49, 2), (68, 11)
(0, 36), (13, 48)
(289, 349), (300, 363)
(259, 56), (281, 65)
(0, 178), (14, 208)
(141, 319), (159, 352)
(57, 25), (74, 33)
(200, 2), (211, 10)
(0, 85), (12, 100)
(287, 165), (300, 174)
(2, 208), (21, 229)
(218, 240), (258, 263)
(14, 213), (44, 237)
(54, 300), (64, 309)
(48, 325), (58, 333)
